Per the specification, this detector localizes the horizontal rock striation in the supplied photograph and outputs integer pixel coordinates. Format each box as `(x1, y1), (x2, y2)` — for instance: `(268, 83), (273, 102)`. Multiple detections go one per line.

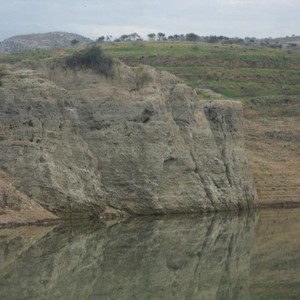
(0, 60), (257, 218)
(0, 171), (58, 226)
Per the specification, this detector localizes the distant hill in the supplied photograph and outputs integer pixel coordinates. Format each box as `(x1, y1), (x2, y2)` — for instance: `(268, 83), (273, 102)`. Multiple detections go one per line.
(0, 32), (92, 54)
(273, 35), (300, 50)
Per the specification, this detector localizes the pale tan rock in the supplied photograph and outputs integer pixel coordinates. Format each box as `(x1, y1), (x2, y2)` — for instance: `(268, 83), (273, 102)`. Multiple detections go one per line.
(0, 60), (257, 218)
(0, 171), (58, 226)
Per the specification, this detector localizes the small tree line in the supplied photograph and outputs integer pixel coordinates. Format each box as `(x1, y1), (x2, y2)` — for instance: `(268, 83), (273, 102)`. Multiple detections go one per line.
(96, 32), (203, 43)
(94, 32), (299, 49)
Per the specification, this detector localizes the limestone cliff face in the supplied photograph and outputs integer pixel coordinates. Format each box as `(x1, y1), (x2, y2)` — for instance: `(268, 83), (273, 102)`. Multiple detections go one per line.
(0, 60), (257, 218)
(0, 172), (58, 226)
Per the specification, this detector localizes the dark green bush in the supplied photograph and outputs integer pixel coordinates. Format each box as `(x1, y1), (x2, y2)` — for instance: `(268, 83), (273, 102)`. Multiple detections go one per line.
(0, 67), (7, 87)
(71, 39), (80, 45)
(0, 70), (6, 78)
(65, 45), (113, 76)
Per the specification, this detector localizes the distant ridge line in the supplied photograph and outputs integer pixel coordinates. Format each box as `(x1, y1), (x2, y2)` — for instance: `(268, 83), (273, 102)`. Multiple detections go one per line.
(0, 31), (92, 54)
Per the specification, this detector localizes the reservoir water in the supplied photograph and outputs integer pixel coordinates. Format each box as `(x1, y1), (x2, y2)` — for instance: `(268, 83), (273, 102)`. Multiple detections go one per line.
(0, 208), (299, 299)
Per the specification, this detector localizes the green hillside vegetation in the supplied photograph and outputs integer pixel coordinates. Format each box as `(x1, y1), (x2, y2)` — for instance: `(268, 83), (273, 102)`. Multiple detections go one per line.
(0, 49), (54, 64)
(0, 41), (299, 116)
(100, 41), (300, 100)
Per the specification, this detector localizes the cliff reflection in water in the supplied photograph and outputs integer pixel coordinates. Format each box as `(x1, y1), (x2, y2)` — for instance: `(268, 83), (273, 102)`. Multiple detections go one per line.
(0, 212), (256, 299)
(3, 209), (300, 299)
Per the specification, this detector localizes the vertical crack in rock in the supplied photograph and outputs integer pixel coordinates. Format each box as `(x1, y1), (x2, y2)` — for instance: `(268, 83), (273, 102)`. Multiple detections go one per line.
(203, 103), (233, 189)
(190, 148), (216, 210)
(221, 143), (233, 188)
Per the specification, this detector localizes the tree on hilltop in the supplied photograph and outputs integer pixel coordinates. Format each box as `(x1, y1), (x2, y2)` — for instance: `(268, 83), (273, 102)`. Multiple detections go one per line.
(185, 33), (200, 42)
(96, 36), (105, 43)
(157, 32), (166, 40)
(130, 32), (141, 41)
(120, 34), (130, 41)
(71, 39), (80, 45)
(147, 33), (156, 41)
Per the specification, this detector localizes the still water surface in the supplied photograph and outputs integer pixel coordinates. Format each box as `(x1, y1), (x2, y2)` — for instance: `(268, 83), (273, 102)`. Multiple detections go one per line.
(0, 208), (300, 300)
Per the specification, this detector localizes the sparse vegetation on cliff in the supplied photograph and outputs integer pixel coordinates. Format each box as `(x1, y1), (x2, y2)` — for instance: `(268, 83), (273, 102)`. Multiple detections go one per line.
(65, 45), (113, 76)
(100, 41), (300, 100)
(0, 66), (7, 87)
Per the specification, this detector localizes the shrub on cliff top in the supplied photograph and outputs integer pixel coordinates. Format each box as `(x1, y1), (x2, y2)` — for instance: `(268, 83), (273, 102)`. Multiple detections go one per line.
(65, 45), (113, 76)
(0, 66), (7, 87)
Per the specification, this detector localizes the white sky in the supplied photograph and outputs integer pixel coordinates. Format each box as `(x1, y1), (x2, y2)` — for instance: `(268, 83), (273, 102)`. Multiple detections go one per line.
(0, 0), (299, 41)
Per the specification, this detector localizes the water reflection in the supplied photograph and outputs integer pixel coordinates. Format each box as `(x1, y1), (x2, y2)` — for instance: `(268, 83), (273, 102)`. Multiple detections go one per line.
(0, 212), (257, 300)
(5, 210), (300, 300)
(250, 209), (300, 300)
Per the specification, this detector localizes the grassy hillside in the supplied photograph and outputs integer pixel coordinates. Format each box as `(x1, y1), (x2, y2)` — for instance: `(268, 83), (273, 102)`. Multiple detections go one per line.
(101, 41), (300, 100)
(2, 41), (299, 100)
(1, 41), (299, 102)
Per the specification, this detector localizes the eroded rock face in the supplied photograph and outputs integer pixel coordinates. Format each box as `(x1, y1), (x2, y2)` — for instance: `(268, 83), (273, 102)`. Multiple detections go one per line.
(0, 172), (58, 226)
(0, 61), (257, 217)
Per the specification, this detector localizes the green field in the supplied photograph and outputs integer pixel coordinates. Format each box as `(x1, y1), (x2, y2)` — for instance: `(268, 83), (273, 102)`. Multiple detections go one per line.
(101, 41), (300, 100)
(1, 41), (299, 109)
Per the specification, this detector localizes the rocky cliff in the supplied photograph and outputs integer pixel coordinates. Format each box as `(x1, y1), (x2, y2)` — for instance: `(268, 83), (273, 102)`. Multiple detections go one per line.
(0, 58), (257, 221)
(0, 171), (58, 227)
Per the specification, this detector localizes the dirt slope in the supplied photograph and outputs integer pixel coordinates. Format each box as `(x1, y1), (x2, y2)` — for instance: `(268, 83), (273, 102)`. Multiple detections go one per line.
(244, 101), (300, 207)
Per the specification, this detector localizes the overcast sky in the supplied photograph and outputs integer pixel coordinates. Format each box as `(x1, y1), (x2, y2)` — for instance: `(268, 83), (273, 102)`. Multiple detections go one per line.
(0, 0), (299, 41)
